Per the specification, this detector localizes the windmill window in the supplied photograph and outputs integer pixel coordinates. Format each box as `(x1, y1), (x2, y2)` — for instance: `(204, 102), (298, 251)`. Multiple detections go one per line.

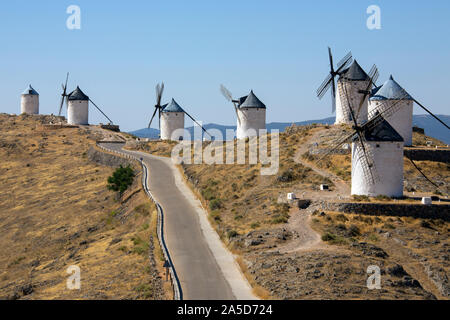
(376, 144), (380, 148)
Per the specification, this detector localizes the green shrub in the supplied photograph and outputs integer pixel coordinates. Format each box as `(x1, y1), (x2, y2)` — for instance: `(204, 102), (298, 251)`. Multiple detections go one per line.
(227, 230), (238, 239)
(420, 220), (432, 229)
(322, 232), (347, 245)
(210, 211), (221, 222)
(335, 214), (348, 222)
(107, 165), (135, 195)
(271, 215), (289, 224)
(321, 233), (336, 241)
(135, 284), (153, 299)
(209, 199), (223, 210)
(352, 195), (370, 202)
(383, 223), (396, 230)
(277, 169), (295, 183)
(250, 222), (260, 229)
(201, 187), (216, 201)
(347, 225), (361, 237)
(374, 195), (392, 202)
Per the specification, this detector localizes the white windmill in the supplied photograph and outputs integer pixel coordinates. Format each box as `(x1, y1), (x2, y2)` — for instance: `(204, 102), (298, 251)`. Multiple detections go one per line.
(21, 85), (39, 115)
(351, 118), (405, 197)
(67, 86), (90, 125)
(148, 83), (210, 141)
(317, 81), (407, 198)
(318, 76), (449, 197)
(220, 85), (266, 139)
(369, 76), (414, 146)
(317, 48), (379, 125)
(57, 73), (114, 126)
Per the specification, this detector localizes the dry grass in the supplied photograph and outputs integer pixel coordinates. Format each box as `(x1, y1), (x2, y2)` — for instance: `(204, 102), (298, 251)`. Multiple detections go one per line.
(235, 256), (272, 300)
(0, 114), (167, 300)
(310, 210), (449, 299)
(412, 131), (446, 147)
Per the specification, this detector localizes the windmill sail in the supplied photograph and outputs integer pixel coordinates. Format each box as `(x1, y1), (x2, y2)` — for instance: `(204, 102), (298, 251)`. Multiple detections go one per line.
(148, 82), (165, 130)
(316, 47), (353, 114)
(58, 72), (70, 116)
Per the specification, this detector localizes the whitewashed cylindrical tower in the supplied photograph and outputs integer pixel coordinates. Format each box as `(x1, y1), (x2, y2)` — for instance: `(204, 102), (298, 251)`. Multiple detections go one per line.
(160, 99), (185, 141)
(369, 75), (414, 146)
(335, 60), (370, 125)
(67, 86), (89, 125)
(351, 118), (404, 198)
(236, 90), (266, 139)
(20, 85), (39, 115)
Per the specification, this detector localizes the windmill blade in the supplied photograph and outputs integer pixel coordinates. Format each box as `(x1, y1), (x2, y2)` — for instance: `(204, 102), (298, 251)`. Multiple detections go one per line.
(367, 64), (379, 87)
(156, 82), (165, 106)
(317, 74), (333, 99)
(413, 98), (450, 130)
(342, 79), (359, 127)
(220, 84), (245, 124)
(220, 84), (233, 102)
(406, 156), (443, 190)
(331, 77), (336, 114)
(355, 64), (379, 119)
(183, 109), (212, 138)
(158, 108), (162, 131)
(336, 51), (352, 73)
(64, 72), (69, 90)
(148, 107), (158, 128)
(328, 47), (334, 74)
(58, 95), (65, 116)
(316, 130), (355, 163)
(89, 98), (114, 124)
(354, 134), (378, 185)
(58, 73), (69, 116)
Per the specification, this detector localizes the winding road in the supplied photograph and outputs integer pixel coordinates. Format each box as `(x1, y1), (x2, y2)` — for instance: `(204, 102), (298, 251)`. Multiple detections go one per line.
(100, 143), (256, 300)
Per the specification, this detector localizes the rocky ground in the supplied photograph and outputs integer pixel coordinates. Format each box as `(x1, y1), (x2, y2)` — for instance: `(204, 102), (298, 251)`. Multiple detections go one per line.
(233, 206), (448, 300)
(123, 123), (449, 300)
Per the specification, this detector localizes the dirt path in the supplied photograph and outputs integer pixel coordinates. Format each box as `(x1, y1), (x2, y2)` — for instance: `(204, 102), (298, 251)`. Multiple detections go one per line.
(293, 130), (350, 200)
(276, 130), (352, 253)
(277, 208), (323, 253)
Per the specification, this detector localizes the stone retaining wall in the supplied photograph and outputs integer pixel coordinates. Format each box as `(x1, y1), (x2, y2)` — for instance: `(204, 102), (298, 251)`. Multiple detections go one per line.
(87, 146), (131, 167)
(404, 149), (450, 163)
(320, 201), (450, 221)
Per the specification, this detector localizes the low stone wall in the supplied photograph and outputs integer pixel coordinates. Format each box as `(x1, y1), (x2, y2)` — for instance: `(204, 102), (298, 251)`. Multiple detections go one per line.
(320, 201), (450, 221)
(87, 146), (131, 167)
(404, 149), (450, 163)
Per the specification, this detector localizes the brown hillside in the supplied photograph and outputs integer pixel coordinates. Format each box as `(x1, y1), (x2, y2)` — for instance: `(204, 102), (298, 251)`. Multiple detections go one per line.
(125, 124), (449, 300)
(0, 114), (169, 300)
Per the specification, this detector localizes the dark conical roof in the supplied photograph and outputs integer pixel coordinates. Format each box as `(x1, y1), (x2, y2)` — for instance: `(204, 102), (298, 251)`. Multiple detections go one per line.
(238, 95), (248, 106)
(358, 116), (404, 142)
(371, 85), (382, 96)
(162, 99), (184, 112)
(239, 90), (266, 109)
(340, 60), (369, 81)
(68, 86), (89, 101)
(22, 85), (39, 95)
(370, 75), (413, 101)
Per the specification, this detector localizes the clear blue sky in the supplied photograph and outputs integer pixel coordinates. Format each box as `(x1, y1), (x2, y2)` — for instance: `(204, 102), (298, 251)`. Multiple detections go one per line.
(1, 0), (449, 131)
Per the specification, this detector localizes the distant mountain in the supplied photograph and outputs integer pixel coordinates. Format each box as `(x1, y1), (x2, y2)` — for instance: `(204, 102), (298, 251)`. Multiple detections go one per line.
(412, 114), (449, 144)
(129, 127), (160, 139)
(129, 115), (449, 143)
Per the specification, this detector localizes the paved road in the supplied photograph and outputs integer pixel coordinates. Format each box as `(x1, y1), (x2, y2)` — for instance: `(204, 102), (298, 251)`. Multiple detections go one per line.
(102, 143), (235, 300)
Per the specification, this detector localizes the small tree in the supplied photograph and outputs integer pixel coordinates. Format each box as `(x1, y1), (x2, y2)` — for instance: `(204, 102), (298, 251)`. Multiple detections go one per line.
(107, 165), (135, 196)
